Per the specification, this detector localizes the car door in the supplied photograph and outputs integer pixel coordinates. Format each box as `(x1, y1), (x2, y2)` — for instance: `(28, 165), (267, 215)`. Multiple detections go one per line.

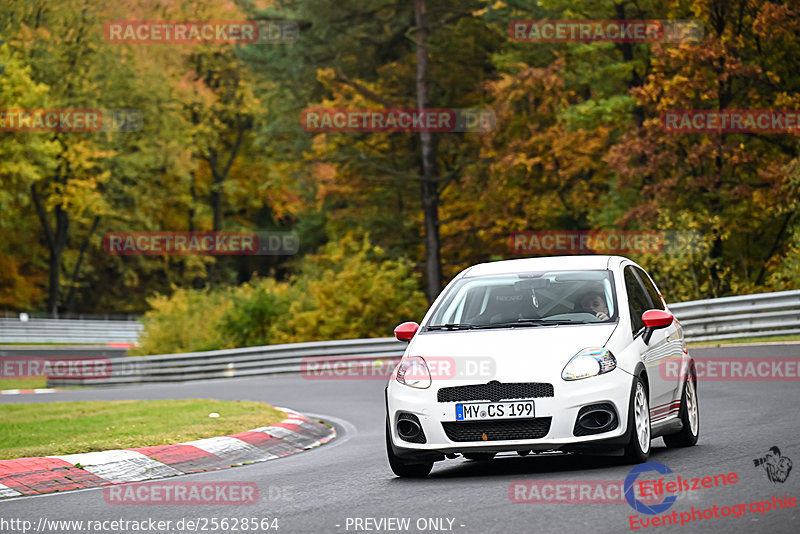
(633, 266), (686, 412)
(623, 266), (672, 411)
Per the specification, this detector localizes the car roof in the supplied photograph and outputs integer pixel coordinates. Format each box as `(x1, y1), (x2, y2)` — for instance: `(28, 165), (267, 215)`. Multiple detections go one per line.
(461, 255), (626, 278)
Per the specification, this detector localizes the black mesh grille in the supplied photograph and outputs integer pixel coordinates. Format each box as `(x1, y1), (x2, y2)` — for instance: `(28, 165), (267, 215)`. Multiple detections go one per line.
(397, 413), (426, 444)
(442, 418), (551, 442)
(573, 403), (618, 437)
(437, 381), (554, 403)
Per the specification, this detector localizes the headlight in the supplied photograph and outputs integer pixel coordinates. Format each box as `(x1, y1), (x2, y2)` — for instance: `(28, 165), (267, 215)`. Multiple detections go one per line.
(562, 348), (616, 381)
(396, 356), (432, 389)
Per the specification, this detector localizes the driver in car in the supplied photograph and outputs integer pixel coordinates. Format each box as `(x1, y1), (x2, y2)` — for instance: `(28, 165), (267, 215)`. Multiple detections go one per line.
(577, 290), (610, 320)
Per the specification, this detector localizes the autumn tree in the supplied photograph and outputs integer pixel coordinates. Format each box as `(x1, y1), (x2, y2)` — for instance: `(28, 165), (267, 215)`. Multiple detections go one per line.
(607, 0), (800, 297)
(239, 0), (501, 301)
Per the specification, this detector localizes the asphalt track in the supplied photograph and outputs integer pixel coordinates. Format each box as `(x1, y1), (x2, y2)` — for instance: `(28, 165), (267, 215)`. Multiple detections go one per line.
(1, 344), (799, 534)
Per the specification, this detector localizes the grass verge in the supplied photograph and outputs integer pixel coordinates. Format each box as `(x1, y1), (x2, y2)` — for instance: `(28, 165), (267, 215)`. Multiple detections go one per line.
(0, 377), (48, 390)
(688, 333), (800, 348)
(0, 399), (286, 460)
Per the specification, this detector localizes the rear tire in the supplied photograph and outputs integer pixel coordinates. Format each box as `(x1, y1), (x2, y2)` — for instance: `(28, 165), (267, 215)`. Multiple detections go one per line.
(623, 377), (651, 463)
(386, 420), (433, 477)
(463, 452), (496, 461)
(663, 377), (699, 448)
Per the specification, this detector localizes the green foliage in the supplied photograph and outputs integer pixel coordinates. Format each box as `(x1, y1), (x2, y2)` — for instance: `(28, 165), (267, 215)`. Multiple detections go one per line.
(271, 235), (428, 343)
(132, 287), (233, 355)
(627, 211), (715, 302)
(766, 225), (800, 292)
(218, 279), (292, 349)
(134, 236), (427, 354)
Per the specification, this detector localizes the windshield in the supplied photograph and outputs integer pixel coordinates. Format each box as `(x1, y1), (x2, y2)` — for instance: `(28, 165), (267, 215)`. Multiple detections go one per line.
(426, 270), (617, 330)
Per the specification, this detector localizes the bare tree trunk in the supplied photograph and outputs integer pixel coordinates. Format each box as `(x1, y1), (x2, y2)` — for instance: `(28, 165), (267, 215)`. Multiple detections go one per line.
(755, 211), (794, 286)
(415, 0), (442, 303)
(65, 215), (100, 313)
(31, 183), (69, 316)
(203, 126), (247, 284)
(207, 150), (225, 234)
(189, 168), (197, 233)
(206, 127), (247, 232)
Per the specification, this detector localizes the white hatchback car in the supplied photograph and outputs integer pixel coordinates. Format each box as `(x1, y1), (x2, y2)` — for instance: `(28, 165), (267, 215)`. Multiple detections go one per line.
(385, 256), (699, 477)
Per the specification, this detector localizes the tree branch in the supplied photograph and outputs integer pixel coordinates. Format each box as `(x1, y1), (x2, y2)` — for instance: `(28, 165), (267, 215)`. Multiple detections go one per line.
(333, 72), (400, 108)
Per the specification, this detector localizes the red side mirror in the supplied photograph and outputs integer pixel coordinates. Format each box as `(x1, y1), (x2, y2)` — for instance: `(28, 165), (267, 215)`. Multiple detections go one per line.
(642, 309), (673, 328)
(394, 321), (419, 342)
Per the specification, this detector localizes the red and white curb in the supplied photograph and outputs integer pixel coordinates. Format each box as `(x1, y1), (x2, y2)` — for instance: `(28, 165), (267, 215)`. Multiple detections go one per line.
(0, 388), (60, 395)
(0, 408), (334, 499)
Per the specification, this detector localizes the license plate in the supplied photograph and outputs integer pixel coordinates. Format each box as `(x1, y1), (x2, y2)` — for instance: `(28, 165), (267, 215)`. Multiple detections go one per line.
(455, 401), (535, 421)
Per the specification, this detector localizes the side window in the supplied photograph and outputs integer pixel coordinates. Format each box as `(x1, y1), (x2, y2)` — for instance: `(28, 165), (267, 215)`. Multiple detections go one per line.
(634, 267), (666, 311)
(624, 266), (650, 334)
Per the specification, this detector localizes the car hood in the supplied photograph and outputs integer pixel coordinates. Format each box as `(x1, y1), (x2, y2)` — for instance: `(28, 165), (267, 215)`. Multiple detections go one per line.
(406, 324), (617, 384)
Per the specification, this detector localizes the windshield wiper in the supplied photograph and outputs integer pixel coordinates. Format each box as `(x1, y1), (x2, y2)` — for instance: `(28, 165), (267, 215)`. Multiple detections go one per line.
(428, 319), (595, 331)
(473, 319), (590, 329)
(426, 323), (478, 331)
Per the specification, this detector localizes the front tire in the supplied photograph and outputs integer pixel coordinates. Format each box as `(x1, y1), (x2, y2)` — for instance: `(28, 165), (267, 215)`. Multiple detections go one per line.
(663, 377), (699, 448)
(386, 420), (433, 477)
(623, 377), (651, 463)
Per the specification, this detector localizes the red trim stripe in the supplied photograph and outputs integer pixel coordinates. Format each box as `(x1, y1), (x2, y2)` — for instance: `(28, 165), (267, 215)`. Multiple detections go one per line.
(650, 401), (681, 415)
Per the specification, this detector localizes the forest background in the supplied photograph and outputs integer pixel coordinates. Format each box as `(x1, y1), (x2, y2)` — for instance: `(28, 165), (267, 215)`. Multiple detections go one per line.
(2, 0), (799, 353)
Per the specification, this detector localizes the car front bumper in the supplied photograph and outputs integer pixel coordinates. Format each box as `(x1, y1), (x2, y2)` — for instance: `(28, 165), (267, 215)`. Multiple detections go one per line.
(386, 371), (635, 459)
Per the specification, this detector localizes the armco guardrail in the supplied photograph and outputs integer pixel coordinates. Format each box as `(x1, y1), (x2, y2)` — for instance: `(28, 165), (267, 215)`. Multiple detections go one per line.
(47, 337), (405, 387)
(12, 290), (800, 387)
(0, 317), (142, 344)
(670, 289), (800, 342)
